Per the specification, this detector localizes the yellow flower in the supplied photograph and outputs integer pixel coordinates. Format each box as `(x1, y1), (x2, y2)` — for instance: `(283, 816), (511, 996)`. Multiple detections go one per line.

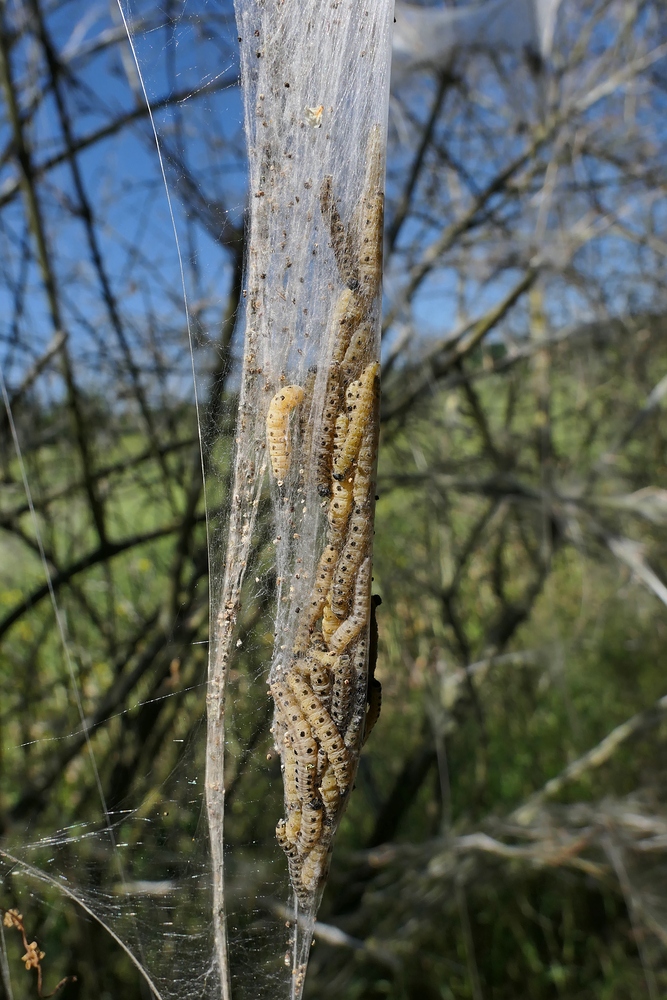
(21, 941), (45, 970)
(3, 909), (22, 929)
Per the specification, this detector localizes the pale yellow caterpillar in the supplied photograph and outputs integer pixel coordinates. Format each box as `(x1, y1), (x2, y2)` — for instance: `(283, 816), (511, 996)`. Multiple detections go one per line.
(296, 799), (324, 856)
(266, 384), (305, 482)
(330, 652), (353, 733)
(332, 412), (349, 469)
(306, 656), (332, 708)
(272, 678), (304, 732)
(356, 125), (385, 304)
(299, 366), (318, 467)
(332, 362), (380, 482)
(289, 731), (319, 804)
(285, 806), (302, 844)
(329, 556), (372, 654)
(309, 644), (338, 668)
(293, 545), (338, 652)
(353, 422), (377, 508)
(296, 646), (335, 717)
(277, 818), (304, 892)
(282, 731), (302, 840)
(330, 509), (372, 617)
(341, 321), (373, 385)
(329, 288), (365, 364)
(321, 603), (343, 646)
(276, 818), (299, 859)
(327, 477), (354, 548)
(300, 842), (329, 895)
(318, 762), (340, 818)
(315, 364), (342, 497)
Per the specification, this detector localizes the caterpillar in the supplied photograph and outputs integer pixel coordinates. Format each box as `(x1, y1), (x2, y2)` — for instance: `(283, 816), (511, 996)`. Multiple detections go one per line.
(356, 125), (385, 304)
(329, 288), (365, 364)
(321, 603), (343, 646)
(299, 366), (318, 469)
(341, 321), (373, 385)
(282, 724), (305, 844)
(320, 175), (358, 291)
(289, 731), (319, 804)
(296, 799), (324, 856)
(332, 412), (349, 469)
(293, 545), (338, 652)
(329, 557), (372, 654)
(282, 731), (301, 831)
(276, 818), (299, 859)
(318, 762), (340, 819)
(286, 673), (352, 792)
(266, 384), (305, 482)
(300, 843), (329, 896)
(285, 806), (302, 844)
(330, 652), (353, 733)
(330, 509), (372, 617)
(306, 656), (333, 708)
(353, 422), (377, 508)
(343, 638), (369, 751)
(327, 477), (354, 549)
(333, 362), (380, 482)
(277, 818), (305, 895)
(315, 364), (343, 497)
(345, 595), (381, 750)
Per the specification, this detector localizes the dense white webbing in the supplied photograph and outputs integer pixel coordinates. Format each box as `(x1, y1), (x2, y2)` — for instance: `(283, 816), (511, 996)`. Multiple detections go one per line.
(206, 1), (393, 996)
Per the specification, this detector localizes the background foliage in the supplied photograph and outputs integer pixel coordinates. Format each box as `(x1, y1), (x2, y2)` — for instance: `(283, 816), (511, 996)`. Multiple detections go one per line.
(2, 0), (667, 997)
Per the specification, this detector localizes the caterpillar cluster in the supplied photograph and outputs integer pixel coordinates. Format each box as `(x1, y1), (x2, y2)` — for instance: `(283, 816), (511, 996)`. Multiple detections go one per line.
(268, 126), (384, 907)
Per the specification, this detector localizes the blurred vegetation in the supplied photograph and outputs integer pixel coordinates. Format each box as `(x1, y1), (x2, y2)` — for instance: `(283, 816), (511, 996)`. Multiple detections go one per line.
(4, 315), (667, 999)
